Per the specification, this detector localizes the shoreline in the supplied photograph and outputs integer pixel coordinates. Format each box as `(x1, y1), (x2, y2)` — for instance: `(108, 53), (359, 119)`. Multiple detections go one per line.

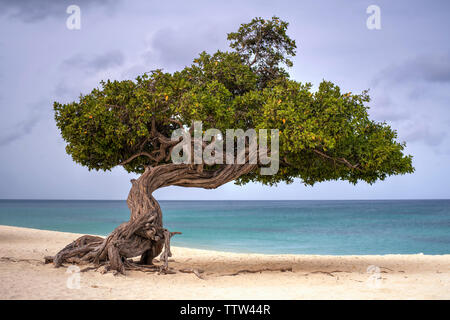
(1, 223), (447, 257)
(1, 223), (446, 257)
(1, 225), (449, 299)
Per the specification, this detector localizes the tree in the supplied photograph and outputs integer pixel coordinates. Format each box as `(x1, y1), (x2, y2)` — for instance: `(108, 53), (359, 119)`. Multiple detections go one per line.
(49, 17), (414, 274)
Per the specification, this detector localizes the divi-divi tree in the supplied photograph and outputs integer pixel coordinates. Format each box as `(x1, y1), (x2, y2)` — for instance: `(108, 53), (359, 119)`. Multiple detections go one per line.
(50, 17), (414, 274)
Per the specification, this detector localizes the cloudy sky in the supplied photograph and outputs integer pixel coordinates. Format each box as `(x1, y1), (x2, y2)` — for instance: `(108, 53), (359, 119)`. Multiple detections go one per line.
(0, 0), (449, 200)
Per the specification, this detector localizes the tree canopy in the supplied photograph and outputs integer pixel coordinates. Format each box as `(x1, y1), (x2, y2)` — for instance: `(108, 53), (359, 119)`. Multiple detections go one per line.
(54, 16), (414, 187)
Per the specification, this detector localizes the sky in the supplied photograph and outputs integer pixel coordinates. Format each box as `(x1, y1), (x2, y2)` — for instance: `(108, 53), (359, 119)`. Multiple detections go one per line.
(0, 0), (449, 200)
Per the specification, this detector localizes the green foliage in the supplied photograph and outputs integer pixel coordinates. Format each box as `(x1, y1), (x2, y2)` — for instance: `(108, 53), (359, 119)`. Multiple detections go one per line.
(54, 16), (414, 184)
(235, 80), (413, 185)
(228, 16), (296, 87)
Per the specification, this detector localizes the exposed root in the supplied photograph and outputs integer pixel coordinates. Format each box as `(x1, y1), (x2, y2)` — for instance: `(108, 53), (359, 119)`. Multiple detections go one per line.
(45, 211), (181, 275)
(179, 268), (205, 279)
(302, 270), (349, 277)
(1, 256), (43, 265)
(80, 265), (105, 273)
(310, 271), (336, 277)
(221, 267), (293, 276)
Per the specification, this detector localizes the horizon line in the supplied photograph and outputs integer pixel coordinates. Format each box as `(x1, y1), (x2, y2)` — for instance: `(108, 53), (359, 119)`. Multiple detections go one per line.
(0, 198), (449, 201)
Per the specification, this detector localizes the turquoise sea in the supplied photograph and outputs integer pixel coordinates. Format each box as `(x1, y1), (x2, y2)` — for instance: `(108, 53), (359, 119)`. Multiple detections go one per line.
(0, 200), (449, 255)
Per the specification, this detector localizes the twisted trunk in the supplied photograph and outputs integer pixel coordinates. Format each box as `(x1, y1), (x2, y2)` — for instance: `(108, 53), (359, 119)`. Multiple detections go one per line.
(47, 161), (257, 274)
(126, 170), (165, 265)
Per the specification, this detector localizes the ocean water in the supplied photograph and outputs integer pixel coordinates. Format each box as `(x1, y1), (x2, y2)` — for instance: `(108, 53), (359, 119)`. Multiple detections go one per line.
(0, 199), (449, 255)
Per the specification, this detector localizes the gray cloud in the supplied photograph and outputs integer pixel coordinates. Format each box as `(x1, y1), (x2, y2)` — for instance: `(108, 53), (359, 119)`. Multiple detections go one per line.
(368, 52), (450, 149)
(56, 51), (125, 101)
(0, 100), (47, 146)
(401, 121), (446, 147)
(62, 51), (125, 73)
(370, 93), (410, 122)
(143, 25), (224, 71)
(372, 53), (450, 86)
(0, 0), (118, 23)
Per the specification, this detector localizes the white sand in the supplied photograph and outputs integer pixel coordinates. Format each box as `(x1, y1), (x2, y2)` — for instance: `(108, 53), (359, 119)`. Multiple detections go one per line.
(0, 225), (449, 299)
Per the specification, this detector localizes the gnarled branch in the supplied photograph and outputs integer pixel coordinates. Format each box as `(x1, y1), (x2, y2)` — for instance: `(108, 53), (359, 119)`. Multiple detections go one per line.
(120, 152), (157, 166)
(313, 149), (360, 170)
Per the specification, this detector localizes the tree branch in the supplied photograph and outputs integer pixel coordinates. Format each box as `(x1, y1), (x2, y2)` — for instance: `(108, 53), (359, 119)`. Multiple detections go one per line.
(313, 149), (360, 170)
(120, 152), (157, 166)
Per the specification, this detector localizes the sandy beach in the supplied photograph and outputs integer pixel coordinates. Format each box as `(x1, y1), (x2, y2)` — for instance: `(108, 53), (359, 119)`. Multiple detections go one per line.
(0, 225), (448, 300)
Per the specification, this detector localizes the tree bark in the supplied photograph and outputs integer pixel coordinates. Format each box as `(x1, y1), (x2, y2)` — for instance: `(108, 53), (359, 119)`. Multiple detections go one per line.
(47, 160), (257, 275)
(127, 173), (165, 264)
